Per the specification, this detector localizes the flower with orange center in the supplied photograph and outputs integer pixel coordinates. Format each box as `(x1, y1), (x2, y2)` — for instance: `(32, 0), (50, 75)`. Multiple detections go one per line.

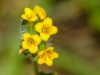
(21, 7), (37, 22)
(38, 47), (58, 66)
(35, 17), (58, 41)
(34, 5), (46, 20)
(22, 33), (41, 54)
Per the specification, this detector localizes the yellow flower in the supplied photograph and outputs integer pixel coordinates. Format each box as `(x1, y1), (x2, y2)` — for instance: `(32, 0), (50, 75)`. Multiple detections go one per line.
(21, 7), (37, 22)
(22, 33), (41, 54)
(35, 17), (58, 41)
(38, 47), (58, 66)
(34, 5), (46, 20)
(19, 48), (25, 54)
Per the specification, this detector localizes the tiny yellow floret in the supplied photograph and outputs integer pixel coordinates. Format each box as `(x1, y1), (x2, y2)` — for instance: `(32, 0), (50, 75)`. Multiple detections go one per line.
(35, 17), (58, 41)
(34, 5), (46, 20)
(38, 47), (58, 66)
(21, 7), (37, 22)
(19, 48), (25, 54)
(22, 33), (41, 54)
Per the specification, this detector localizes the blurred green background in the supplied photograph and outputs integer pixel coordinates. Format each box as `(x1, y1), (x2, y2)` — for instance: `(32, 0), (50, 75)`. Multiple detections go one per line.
(1, 0), (100, 75)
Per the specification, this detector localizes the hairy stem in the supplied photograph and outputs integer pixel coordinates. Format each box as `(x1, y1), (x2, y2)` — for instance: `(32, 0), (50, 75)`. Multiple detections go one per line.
(33, 61), (39, 75)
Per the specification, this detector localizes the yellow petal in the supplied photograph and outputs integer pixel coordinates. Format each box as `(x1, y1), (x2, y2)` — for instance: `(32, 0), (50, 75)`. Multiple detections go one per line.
(32, 10), (37, 16)
(45, 57), (53, 66)
(35, 23), (43, 33)
(24, 7), (32, 15)
(22, 41), (28, 49)
(53, 52), (59, 59)
(19, 50), (22, 54)
(29, 45), (38, 54)
(29, 16), (37, 22)
(50, 26), (58, 35)
(40, 33), (50, 41)
(19, 48), (26, 54)
(39, 7), (46, 20)
(32, 34), (41, 45)
(21, 14), (27, 20)
(28, 11), (37, 22)
(43, 17), (52, 26)
(38, 50), (45, 56)
(46, 47), (54, 51)
(34, 5), (40, 13)
(23, 33), (31, 40)
(19, 49), (23, 54)
(38, 58), (44, 64)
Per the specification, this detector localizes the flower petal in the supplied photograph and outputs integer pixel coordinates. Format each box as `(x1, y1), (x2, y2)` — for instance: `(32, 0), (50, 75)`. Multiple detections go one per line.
(50, 26), (58, 35)
(35, 23), (43, 33)
(32, 34), (41, 45)
(45, 57), (53, 66)
(40, 33), (50, 41)
(29, 16), (37, 22)
(38, 50), (45, 56)
(29, 45), (38, 54)
(43, 17), (52, 26)
(21, 14), (28, 20)
(53, 52), (59, 59)
(23, 33), (31, 40)
(39, 7), (46, 20)
(19, 49), (22, 54)
(46, 47), (54, 51)
(38, 58), (44, 64)
(34, 5), (40, 13)
(19, 48), (26, 54)
(32, 10), (37, 16)
(22, 41), (28, 49)
(24, 7), (32, 15)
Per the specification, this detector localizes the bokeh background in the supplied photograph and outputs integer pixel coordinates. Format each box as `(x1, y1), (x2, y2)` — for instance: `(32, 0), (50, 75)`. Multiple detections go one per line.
(1, 0), (100, 75)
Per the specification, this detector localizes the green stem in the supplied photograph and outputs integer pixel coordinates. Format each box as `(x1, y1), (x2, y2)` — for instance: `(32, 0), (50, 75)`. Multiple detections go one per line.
(28, 23), (39, 75)
(33, 61), (39, 75)
(30, 24), (33, 34)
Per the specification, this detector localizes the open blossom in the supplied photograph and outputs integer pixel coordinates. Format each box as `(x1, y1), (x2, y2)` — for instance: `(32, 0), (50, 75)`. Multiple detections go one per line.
(38, 47), (58, 66)
(22, 33), (41, 54)
(35, 17), (58, 41)
(21, 7), (37, 22)
(34, 5), (46, 20)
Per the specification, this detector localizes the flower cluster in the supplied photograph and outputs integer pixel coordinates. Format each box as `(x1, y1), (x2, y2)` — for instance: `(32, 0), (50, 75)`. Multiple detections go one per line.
(19, 5), (58, 66)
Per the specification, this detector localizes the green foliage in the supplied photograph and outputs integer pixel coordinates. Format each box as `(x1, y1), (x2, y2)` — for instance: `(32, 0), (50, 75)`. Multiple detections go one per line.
(39, 72), (57, 75)
(54, 46), (100, 75)
(80, 0), (100, 32)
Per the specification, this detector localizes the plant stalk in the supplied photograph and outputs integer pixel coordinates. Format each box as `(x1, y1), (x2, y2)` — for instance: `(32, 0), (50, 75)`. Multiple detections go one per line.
(33, 61), (39, 75)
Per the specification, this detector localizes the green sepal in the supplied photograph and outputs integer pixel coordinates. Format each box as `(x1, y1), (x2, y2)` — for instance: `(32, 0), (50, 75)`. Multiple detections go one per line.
(39, 41), (46, 50)
(22, 20), (28, 26)
(39, 72), (57, 75)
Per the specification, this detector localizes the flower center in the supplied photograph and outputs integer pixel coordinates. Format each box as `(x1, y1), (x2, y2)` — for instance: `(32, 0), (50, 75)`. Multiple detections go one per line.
(42, 27), (49, 34)
(26, 14), (32, 19)
(42, 50), (52, 57)
(42, 50), (53, 60)
(43, 52), (48, 56)
(28, 38), (34, 44)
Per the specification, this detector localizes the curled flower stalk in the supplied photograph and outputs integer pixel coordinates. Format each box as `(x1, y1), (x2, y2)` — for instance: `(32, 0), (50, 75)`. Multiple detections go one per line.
(34, 5), (46, 20)
(19, 5), (59, 75)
